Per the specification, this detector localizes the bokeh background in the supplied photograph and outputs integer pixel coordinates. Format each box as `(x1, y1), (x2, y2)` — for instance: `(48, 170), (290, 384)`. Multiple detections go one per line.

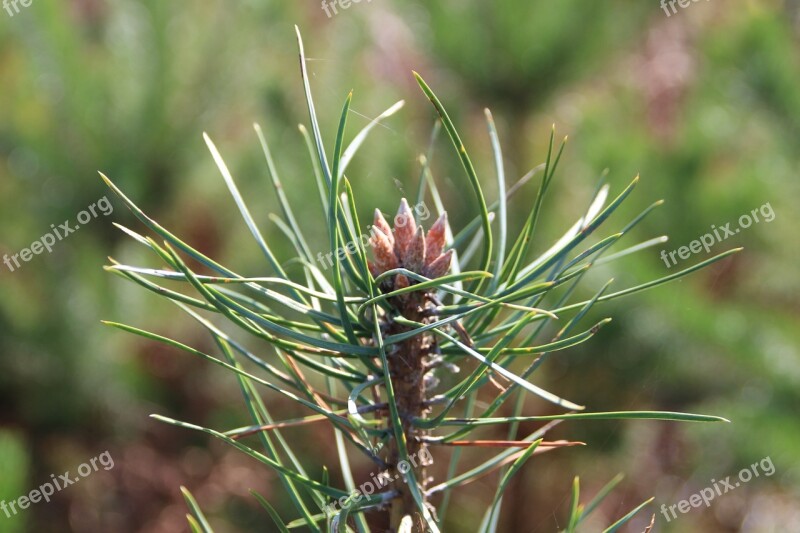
(1, 1), (799, 531)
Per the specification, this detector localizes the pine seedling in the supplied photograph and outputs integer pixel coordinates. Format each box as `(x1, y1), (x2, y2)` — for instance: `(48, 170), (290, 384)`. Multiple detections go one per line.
(101, 27), (738, 532)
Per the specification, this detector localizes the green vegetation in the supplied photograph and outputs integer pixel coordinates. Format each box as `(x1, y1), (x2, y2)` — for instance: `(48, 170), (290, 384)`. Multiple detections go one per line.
(0, 2), (797, 531)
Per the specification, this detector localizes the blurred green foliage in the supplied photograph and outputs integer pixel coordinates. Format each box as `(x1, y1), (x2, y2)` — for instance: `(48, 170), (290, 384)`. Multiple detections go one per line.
(0, 1), (798, 531)
(0, 430), (29, 532)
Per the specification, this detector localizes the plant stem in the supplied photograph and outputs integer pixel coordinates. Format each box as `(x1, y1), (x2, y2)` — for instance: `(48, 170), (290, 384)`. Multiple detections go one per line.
(384, 289), (432, 531)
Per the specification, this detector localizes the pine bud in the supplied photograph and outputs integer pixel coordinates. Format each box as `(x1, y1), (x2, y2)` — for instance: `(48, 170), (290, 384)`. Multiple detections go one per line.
(393, 198), (417, 260)
(369, 227), (398, 272)
(425, 212), (448, 264)
(402, 226), (426, 272)
(373, 209), (394, 247)
(423, 249), (453, 279)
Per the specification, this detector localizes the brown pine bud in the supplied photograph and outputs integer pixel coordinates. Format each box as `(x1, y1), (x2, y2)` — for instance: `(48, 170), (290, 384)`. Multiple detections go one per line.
(369, 227), (398, 272)
(368, 260), (381, 279)
(425, 212), (448, 265)
(402, 226), (426, 272)
(394, 273), (410, 291)
(423, 249), (453, 279)
(393, 198), (417, 260)
(373, 209), (394, 247)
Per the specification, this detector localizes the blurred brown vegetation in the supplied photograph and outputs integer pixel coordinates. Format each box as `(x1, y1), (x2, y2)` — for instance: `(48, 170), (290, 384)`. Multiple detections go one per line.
(0, 1), (798, 531)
